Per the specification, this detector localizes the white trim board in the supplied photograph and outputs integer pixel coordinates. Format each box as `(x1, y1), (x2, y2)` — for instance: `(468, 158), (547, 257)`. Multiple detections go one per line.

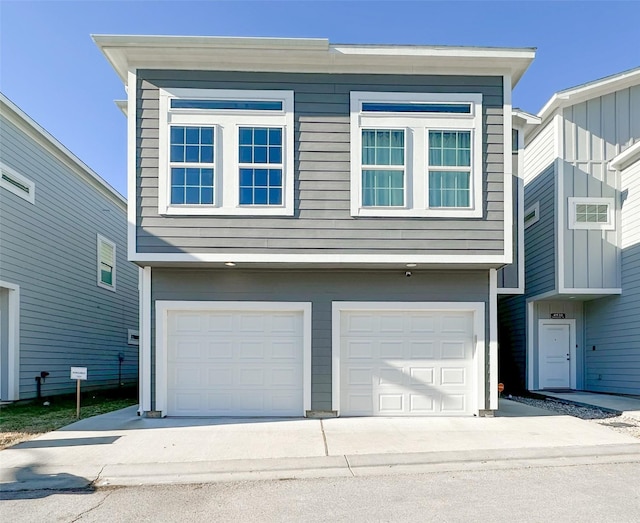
(139, 266), (152, 413)
(331, 301), (485, 416)
(0, 281), (20, 401)
(154, 300), (312, 417)
(489, 269), (498, 409)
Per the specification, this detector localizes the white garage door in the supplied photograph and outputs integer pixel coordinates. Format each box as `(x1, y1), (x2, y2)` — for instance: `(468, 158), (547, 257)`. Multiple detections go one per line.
(166, 309), (304, 416)
(340, 309), (476, 416)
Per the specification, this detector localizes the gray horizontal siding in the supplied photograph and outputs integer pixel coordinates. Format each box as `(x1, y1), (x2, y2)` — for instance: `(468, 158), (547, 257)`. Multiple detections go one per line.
(137, 70), (504, 256)
(151, 268), (490, 411)
(497, 294), (526, 392)
(584, 242), (640, 395)
(0, 114), (139, 400)
(524, 163), (556, 297)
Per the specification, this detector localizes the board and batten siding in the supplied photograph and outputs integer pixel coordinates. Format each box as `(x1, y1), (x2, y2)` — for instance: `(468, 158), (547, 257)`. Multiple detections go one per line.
(150, 268), (491, 411)
(524, 164), (556, 296)
(136, 71), (505, 256)
(561, 86), (640, 289)
(583, 158), (640, 395)
(0, 113), (139, 399)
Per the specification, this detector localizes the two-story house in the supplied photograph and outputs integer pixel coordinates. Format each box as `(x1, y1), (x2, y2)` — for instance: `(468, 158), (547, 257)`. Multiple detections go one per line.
(499, 68), (640, 396)
(95, 35), (535, 417)
(0, 93), (139, 401)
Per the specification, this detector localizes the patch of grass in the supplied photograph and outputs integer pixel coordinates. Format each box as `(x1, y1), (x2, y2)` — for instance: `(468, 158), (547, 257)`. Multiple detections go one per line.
(0, 387), (137, 450)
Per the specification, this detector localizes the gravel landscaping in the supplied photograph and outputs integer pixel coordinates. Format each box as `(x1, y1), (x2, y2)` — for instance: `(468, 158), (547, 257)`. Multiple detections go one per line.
(510, 395), (640, 440)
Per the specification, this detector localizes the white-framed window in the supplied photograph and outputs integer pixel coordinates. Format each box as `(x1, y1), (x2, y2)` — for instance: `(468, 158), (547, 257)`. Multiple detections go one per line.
(568, 197), (615, 230)
(350, 92), (483, 218)
(158, 88), (294, 216)
(97, 234), (116, 291)
(524, 201), (540, 229)
(0, 162), (35, 204)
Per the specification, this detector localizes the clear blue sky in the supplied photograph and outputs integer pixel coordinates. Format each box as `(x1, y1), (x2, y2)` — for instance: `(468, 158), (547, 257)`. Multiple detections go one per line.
(1, 0), (639, 197)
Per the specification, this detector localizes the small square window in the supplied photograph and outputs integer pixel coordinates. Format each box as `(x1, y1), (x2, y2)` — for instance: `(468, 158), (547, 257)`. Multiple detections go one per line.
(568, 198), (614, 230)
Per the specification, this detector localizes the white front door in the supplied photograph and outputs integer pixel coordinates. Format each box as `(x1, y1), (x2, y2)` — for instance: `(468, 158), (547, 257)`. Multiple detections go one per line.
(538, 320), (574, 389)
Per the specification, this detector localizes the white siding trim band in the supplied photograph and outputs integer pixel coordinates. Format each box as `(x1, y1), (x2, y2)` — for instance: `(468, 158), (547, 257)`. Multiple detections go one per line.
(0, 281), (20, 401)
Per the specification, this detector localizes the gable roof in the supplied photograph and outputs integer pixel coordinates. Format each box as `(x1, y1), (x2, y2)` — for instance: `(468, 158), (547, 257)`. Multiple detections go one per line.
(538, 66), (640, 123)
(92, 35), (535, 87)
(0, 93), (126, 209)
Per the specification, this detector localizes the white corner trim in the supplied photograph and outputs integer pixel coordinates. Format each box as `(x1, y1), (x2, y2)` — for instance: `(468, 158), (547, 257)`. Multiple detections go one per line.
(559, 287), (622, 295)
(154, 301), (312, 417)
(567, 197), (615, 231)
(503, 74), (513, 265)
(0, 280), (20, 400)
(526, 300), (534, 390)
(140, 267), (152, 413)
(127, 69), (137, 260)
(538, 319), (577, 390)
(0, 162), (35, 204)
(489, 269), (498, 410)
(97, 234), (117, 292)
(331, 301), (485, 416)
(349, 91), (484, 219)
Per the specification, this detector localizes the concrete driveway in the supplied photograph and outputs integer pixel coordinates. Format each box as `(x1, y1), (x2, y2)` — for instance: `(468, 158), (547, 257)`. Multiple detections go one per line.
(2, 399), (640, 491)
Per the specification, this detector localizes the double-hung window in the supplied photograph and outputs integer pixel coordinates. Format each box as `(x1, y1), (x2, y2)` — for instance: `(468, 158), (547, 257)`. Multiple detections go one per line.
(158, 88), (294, 215)
(97, 234), (116, 291)
(351, 92), (483, 217)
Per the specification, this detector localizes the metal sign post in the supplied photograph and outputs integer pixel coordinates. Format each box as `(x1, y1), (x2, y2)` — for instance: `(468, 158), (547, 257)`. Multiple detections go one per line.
(70, 367), (88, 419)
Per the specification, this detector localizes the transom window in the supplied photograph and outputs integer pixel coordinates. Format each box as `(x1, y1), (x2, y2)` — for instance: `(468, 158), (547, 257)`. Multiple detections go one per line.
(158, 88), (294, 216)
(568, 197), (615, 230)
(351, 92), (483, 218)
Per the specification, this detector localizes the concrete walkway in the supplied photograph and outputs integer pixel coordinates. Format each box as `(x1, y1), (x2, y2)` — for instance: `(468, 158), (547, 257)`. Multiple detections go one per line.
(2, 399), (640, 491)
(533, 390), (640, 419)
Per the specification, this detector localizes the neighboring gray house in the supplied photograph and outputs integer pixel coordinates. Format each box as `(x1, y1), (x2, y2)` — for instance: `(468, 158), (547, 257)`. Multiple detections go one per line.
(0, 94), (139, 401)
(499, 68), (640, 395)
(95, 35), (535, 417)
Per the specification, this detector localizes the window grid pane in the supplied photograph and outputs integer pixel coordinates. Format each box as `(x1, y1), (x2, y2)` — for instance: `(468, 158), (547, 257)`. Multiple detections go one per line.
(170, 125), (215, 205)
(362, 129), (404, 166)
(362, 170), (404, 207)
(429, 171), (470, 208)
(238, 127), (283, 206)
(429, 130), (471, 167)
(575, 203), (608, 223)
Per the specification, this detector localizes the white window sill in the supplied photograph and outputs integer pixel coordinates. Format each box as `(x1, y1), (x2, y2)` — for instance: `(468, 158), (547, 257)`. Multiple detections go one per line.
(351, 207), (483, 218)
(97, 282), (117, 292)
(160, 205), (294, 217)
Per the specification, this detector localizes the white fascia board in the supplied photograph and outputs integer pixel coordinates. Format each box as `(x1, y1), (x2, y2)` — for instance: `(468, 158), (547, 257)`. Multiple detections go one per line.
(512, 109), (540, 126)
(93, 35), (535, 87)
(0, 93), (126, 209)
(537, 66), (640, 123)
(609, 140), (640, 171)
(127, 70), (137, 260)
(129, 252), (511, 264)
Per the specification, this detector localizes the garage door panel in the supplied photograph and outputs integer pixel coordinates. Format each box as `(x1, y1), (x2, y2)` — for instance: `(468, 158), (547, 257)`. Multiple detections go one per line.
(167, 308), (304, 417)
(340, 309), (476, 416)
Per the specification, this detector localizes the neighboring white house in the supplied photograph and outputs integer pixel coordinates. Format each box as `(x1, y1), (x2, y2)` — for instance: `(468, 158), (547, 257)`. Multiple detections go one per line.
(499, 67), (640, 395)
(0, 93), (139, 400)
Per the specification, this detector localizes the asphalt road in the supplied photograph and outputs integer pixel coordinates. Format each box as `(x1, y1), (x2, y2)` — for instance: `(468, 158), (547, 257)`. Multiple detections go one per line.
(2, 462), (640, 522)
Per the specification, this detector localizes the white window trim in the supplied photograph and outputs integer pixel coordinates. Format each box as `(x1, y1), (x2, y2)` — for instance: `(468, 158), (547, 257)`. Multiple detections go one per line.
(97, 234), (116, 292)
(524, 201), (540, 229)
(0, 162), (35, 204)
(568, 197), (615, 230)
(350, 91), (483, 218)
(158, 88), (294, 216)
